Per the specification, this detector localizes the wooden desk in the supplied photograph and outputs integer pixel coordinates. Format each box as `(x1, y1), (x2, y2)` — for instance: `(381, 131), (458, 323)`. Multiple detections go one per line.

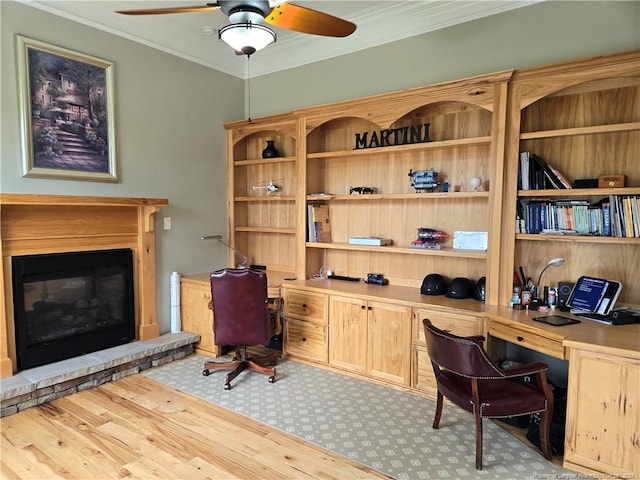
(180, 270), (289, 357)
(483, 305), (640, 360)
(484, 305), (640, 477)
(182, 270), (289, 298)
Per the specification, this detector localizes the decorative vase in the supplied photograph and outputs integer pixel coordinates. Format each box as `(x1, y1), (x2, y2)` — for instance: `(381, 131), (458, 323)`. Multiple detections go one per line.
(262, 140), (280, 159)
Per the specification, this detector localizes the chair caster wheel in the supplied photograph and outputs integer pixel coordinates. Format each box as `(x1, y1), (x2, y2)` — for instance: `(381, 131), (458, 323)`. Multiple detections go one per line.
(268, 376), (276, 383)
(202, 369), (210, 376)
(224, 383), (231, 390)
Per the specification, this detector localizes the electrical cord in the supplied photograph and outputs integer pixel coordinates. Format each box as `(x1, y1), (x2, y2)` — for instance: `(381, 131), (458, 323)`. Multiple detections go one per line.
(310, 265), (332, 280)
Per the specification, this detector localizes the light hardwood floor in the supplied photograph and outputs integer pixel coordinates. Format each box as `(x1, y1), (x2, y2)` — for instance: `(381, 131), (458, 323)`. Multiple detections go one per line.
(1, 374), (390, 479)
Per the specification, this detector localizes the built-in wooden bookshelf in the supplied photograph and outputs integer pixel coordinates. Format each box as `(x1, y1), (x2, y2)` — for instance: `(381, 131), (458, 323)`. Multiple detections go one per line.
(224, 113), (298, 274)
(224, 51), (639, 308)
(498, 50), (640, 307)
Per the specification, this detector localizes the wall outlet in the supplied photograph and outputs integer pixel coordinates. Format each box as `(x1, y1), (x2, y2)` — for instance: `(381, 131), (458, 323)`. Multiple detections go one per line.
(163, 217), (172, 230)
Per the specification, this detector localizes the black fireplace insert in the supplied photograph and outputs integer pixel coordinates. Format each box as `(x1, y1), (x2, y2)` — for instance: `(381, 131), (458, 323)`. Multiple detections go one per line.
(12, 249), (135, 370)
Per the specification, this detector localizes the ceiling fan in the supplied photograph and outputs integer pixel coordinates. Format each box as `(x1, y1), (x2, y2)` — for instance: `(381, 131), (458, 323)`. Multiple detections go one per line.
(116, 1), (357, 55)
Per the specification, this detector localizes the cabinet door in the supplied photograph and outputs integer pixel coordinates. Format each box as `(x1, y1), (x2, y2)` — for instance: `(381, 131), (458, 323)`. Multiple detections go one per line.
(180, 282), (220, 357)
(329, 295), (367, 373)
(564, 347), (640, 476)
(367, 301), (411, 385)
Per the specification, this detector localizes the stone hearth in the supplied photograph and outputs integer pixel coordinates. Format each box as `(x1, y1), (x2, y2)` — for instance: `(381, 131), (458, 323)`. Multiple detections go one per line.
(0, 331), (198, 417)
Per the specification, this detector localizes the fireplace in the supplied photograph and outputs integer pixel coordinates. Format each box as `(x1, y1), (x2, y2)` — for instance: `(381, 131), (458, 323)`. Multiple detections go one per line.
(12, 249), (136, 370)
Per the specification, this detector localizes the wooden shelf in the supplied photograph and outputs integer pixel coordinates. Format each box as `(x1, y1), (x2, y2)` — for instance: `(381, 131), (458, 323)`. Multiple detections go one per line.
(234, 156), (296, 166)
(306, 242), (487, 259)
(306, 136), (492, 159)
(235, 196), (296, 202)
(517, 187), (640, 197)
(520, 122), (640, 140)
(236, 227), (296, 234)
(306, 192), (489, 201)
(516, 233), (639, 244)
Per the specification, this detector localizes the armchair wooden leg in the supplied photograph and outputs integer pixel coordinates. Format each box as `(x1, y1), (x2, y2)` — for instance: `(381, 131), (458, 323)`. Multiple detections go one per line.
(433, 391), (443, 429)
(475, 412), (483, 470)
(538, 410), (553, 460)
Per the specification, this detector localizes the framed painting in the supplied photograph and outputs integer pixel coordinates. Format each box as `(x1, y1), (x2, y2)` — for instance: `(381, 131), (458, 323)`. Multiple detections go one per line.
(16, 35), (117, 182)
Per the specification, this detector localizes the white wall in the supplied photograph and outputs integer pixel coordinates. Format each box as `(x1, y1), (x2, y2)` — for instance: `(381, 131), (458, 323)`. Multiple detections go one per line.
(1, 1), (244, 333)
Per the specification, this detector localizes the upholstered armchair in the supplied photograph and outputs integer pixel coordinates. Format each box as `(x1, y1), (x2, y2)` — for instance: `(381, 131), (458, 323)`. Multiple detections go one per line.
(423, 318), (553, 470)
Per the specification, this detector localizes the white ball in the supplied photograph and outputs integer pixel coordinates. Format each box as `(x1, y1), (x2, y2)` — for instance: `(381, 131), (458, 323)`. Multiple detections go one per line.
(470, 176), (482, 190)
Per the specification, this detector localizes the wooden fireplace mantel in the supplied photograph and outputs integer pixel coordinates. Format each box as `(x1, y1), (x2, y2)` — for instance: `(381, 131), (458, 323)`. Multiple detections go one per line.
(0, 194), (169, 377)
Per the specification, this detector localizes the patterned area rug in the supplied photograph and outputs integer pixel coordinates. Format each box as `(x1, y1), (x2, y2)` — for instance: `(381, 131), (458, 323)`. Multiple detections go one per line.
(145, 355), (568, 480)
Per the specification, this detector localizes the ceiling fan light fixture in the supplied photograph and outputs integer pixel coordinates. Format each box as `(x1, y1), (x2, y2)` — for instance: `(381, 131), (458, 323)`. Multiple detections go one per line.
(219, 22), (276, 56)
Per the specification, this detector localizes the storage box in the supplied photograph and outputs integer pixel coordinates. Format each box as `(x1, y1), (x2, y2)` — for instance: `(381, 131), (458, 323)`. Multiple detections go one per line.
(598, 174), (626, 188)
(348, 237), (393, 246)
(453, 231), (488, 251)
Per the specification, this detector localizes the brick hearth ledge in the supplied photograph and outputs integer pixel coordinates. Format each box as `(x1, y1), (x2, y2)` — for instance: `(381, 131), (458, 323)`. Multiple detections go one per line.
(0, 332), (199, 417)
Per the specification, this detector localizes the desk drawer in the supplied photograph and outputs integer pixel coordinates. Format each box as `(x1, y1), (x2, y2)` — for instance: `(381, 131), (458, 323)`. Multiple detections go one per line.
(284, 319), (327, 363)
(488, 322), (565, 359)
(413, 309), (483, 346)
(284, 289), (327, 324)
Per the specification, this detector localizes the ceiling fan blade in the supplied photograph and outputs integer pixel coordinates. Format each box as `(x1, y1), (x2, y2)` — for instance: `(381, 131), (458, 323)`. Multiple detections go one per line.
(116, 5), (220, 16)
(265, 3), (356, 37)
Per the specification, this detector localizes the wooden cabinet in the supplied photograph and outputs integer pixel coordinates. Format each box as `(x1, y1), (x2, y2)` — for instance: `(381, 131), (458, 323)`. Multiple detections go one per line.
(328, 295), (368, 373)
(563, 342), (640, 476)
(180, 274), (220, 357)
(222, 51), (639, 479)
(499, 51), (640, 306)
(411, 308), (483, 396)
(283, 287), (328, 363)
(329, 295), (411, 385)
(224, 114), (299, 273)
(293, 71), (512, 305)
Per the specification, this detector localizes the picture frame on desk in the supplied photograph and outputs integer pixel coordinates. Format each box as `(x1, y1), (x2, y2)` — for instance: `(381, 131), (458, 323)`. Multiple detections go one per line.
(16, 35), (118, 182)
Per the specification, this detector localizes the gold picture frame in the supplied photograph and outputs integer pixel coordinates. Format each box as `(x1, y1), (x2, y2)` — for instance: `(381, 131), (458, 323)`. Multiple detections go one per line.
(16, 35), (117, 182)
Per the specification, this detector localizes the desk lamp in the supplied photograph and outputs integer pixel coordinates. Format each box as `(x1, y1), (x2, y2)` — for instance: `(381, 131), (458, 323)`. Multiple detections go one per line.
(533, 257), (565, 307)
(201, 235), (248, 269)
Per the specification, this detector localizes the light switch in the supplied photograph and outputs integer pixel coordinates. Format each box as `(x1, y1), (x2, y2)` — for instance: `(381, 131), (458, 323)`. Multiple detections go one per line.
(163, 217), (172, 230)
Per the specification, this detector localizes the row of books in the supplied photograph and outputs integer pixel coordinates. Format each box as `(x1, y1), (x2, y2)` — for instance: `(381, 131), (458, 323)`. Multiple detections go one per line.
(516, 195), (640, 237)
(518, 152), (573, 190)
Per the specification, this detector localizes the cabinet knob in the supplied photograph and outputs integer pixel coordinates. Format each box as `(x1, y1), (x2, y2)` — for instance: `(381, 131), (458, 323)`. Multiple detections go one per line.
(361, 305), (366, 310)
(302, 303), (307, 308)
(517, 336), (524, 342)
(367, 306), (372, 310)
(302, 337), (307, 342)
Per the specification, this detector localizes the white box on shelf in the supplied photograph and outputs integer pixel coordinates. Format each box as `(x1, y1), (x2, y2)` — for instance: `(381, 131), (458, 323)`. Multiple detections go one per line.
(348, 237), (393, 246)
(453, 231), (488, 251)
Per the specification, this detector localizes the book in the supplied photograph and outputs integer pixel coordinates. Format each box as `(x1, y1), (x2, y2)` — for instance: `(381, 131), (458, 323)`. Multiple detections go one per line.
(548, 165), (573, 189)
(308, 204), (332, 243)
(348, 237), (393, 246)
(519, 152), (530, 190)
(519, 152), (573, 190)
(532, 154), (566, 190)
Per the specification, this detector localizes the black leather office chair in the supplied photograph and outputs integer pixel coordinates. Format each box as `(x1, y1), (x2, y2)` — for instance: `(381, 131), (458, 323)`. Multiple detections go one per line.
(202, 268), (280, 390)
